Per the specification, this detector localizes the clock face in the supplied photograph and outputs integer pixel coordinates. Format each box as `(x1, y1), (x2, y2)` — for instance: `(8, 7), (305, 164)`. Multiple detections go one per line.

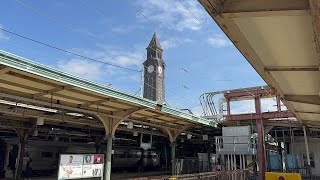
(147, 65), (154, 73)
(158, 66), (163, 74)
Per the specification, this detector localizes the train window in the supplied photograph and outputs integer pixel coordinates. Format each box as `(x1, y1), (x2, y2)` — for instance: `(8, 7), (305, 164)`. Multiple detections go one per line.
(127, 154), (133, 158)
(41, 152), (53, 158)
(119, 154), (126, 158)
(133, 154), (140, 158)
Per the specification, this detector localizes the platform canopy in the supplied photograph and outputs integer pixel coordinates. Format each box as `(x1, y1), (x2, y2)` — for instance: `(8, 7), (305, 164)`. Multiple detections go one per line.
(0, 50), (216, 140)
(199, 0), (320, 125)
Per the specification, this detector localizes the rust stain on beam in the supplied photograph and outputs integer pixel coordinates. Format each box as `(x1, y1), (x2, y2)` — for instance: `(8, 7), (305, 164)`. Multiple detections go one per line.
(200, 0), (309, 18)
(296, 111), (320, 114)
(222, 10), (308, 18)
(264, 66), (319, 71)
(309, 0), (320, 64)
(7, 71), (59, 87)
(33, 85), (73, 98)
(0, 67), (11, 74)
(285, 95), (320, 105)
(80, 98), (111, 107)
(224, 88), (272, 98)
(226, 111), (294, 121)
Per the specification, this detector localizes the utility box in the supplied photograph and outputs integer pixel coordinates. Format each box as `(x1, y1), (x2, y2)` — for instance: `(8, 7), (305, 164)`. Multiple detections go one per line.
(216, 126), (256, 154)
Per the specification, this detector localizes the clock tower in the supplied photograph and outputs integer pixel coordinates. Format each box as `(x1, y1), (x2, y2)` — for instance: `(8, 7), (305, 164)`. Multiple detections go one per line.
(143, 33), (165, 102)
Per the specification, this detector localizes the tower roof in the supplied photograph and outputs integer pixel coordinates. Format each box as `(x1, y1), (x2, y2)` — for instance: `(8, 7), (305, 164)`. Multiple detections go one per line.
(148, 32), (163, 50)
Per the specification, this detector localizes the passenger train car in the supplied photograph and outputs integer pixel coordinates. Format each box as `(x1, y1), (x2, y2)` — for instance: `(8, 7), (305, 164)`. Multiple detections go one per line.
(7, 140), (160, 175)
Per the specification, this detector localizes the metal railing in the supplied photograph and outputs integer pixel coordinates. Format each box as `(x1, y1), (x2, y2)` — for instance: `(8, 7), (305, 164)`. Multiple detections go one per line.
(127, 170), (250, 180)
(170, 170), (249, 180)
(175, 158), (217, 175)
(215, 136), (257, 155)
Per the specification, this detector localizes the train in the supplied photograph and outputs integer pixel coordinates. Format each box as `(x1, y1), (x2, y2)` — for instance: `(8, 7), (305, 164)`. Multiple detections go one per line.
(6, 139), (161, 176)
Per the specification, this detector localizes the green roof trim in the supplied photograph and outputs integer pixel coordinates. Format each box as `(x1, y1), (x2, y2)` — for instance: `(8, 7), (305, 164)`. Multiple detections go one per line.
(0, 50), (216, 127)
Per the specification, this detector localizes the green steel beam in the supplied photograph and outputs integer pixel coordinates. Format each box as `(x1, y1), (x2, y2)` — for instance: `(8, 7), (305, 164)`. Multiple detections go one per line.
(0, 50), (216, 127)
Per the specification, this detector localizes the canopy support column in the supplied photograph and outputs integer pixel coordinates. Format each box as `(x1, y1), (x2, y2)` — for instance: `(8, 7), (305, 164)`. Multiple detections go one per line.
(96, 108), (142, 180)
(104, 135), (113, 180)
(170, 143), (176, 175)
(163, 125), (191, 175)
(255, 96), (266, 180)
(207, 143), (211, 171)
(303, 126), (311, 175)
(14, 129), (28, 180)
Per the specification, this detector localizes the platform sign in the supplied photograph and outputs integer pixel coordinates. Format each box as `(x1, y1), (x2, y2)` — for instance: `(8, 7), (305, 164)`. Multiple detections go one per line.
(58, 154), (104, 179)
(82, 155), (104, 177)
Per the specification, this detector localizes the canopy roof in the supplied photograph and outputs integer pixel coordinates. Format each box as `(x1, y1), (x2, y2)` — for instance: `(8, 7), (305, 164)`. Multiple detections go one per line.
(0, 50), (215, 137)
(199, 0), (320, 125)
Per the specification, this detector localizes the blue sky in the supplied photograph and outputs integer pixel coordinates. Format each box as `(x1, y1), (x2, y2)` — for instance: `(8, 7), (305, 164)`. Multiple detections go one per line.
(0, 0), (270, 115)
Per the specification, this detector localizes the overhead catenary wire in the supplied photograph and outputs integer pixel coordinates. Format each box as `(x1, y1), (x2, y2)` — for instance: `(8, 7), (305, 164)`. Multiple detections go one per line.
(3, 38), (200, 107)
(177, 0), (258, 81)
(143, 77), (199, 105)
(15, 0), (152, 64)
(3, 32), (200, 108)
(121, 0), (214, 65)
(14, 0), (118, 53)
(121, 0), (183, 46)
(0, 27), (141, 72)
(120, 0), (236, 85)
(15, 0), (201, 90)
(10, 0), (232, 109)
(17, 0), (233, 89)
(78, 0), (214, 93)
(0, 1), (212, 113)
(178, 0), (279, 112)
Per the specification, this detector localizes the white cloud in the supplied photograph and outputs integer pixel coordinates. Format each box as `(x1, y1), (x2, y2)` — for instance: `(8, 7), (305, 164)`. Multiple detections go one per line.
(191, 106), (204, 116)
(161, 38), (192, 50)
(111, 24), (143, 34)
(0, 24), (9, 41)
(230, 98), (280, 114)
(136, 0), (206, 32)
(207, 35), (232, 48)
(231, 100), (255, 114)
(71, 47), (144, 67)
(57, 46), (145, 82)
(57, 59), (106, 81)
(261, 98), (279, 112)
(112, 26), (128, 33)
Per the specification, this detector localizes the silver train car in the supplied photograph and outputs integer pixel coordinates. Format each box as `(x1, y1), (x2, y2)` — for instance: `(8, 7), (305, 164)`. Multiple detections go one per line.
(14, 140), (160, 175)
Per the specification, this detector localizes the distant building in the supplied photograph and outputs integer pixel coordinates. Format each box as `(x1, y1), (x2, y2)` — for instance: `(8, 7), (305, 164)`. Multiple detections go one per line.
(143, 33), (165, 102)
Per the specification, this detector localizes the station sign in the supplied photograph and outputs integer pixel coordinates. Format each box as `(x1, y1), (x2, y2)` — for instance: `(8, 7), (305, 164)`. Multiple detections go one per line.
(58, 154), (104, 179)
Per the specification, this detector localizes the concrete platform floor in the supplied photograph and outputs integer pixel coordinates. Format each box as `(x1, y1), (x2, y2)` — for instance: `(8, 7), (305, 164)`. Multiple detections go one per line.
(0, 171), (171, 180)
